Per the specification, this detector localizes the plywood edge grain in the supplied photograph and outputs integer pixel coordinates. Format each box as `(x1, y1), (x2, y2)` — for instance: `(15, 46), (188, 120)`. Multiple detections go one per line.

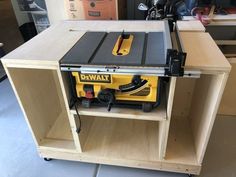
(38, 148), (201, 175)
(70, 104), (167, 121)
(1, 59), (59, 69)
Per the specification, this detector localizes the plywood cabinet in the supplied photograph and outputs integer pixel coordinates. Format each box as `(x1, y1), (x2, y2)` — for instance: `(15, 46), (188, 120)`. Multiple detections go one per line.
(206, 24), (236, 115)
(1, 21), (231, 175)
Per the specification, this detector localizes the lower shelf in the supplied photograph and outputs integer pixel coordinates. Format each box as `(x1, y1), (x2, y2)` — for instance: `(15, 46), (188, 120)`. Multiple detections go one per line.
(70, 100), (167, 121)
(38, 116), (200, 174)
(165, 118), (198, 165)
(38, 112), (77, 152)
(39, 139), (76, 152)
(80, 117), (160, 161)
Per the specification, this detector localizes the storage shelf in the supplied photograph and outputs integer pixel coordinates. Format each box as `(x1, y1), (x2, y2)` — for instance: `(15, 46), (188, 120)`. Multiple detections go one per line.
(38, 116), (201, 174)
(38, 112), (76, 152)
(46, 112), (73, 141)
(71, 92), (167, 121)
(39, 139), (76, 152)
(80, 117), (160, 161)
(165, 118), (198, 165)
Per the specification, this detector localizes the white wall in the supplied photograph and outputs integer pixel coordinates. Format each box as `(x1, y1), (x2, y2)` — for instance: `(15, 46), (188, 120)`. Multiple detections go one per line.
(45, 0), (68, 25)
(45, 0), (85, 25)
(10, 0), (30, 26)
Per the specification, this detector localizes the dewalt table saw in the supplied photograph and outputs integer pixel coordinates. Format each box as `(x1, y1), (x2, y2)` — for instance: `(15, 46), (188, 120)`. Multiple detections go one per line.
(60, 21), (194, 112)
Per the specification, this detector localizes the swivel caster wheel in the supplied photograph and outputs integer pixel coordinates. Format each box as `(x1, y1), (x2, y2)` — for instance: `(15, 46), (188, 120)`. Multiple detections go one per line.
(188, 174), (194, 177)
(44, 158), (52, 161)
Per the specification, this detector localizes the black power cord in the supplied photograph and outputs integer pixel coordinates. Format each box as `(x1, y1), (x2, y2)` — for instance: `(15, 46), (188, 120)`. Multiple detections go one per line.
(74, 101), (82, 134)
(153, 77), (163, 108)
(68, 72), (82, 134)
(69, 97), (82, 134)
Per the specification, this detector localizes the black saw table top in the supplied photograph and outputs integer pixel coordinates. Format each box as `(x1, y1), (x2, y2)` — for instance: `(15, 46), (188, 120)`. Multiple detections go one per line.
(60, 31), (167, 67)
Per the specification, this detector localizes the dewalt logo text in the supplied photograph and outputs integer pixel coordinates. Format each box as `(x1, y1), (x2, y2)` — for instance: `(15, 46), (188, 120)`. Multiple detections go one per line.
(79, 74), (111, 83)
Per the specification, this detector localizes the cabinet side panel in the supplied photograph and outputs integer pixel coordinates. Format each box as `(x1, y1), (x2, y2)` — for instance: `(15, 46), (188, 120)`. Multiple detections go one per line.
(57, 70), (82, 151)
(6, 68), (63, 144)
(172, 78), (196, 119)
(160, 77), (176, 159)
(78, 116), (95, 151)
(190, 73), (229, 163)
(218, 62), (236, 115)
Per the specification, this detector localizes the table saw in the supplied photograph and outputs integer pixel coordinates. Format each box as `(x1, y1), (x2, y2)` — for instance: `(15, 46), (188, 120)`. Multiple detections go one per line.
(60, 21), (192, 112)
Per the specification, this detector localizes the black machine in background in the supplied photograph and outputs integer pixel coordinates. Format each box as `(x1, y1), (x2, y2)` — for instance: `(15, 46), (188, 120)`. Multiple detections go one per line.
(136, 0), (191, 31)
(129, 0), (236, 22)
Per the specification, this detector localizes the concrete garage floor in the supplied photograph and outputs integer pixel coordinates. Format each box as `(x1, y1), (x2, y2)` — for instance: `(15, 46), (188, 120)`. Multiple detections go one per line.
(0, 79), (235, 177)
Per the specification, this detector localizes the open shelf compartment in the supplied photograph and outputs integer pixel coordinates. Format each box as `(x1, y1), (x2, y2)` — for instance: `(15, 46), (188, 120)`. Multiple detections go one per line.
(165, 73), (227, 166)
(7, 67), (76, 152)
(76, 115), (161, 161)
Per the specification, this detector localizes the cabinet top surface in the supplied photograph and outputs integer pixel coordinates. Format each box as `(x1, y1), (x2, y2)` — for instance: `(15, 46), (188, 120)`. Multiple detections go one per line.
(1, 20), (231, 72)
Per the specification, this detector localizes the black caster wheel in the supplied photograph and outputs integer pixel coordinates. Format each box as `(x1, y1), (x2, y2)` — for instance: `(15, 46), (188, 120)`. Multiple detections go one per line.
(142, 103), (152, 112)
(188, 174), (194, 177)
(44, 158), (52, 161)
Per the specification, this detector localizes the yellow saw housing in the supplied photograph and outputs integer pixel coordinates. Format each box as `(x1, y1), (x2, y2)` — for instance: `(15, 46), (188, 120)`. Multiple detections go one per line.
(72, 72), (158, 103)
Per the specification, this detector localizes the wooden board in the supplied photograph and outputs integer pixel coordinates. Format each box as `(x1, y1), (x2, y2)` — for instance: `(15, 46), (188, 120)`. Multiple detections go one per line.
(46, 112), (73, 141)
(80, 117), (160, 161)
(182, 15), (236, 22)
(215, 40), (236, 45)
(189, 73), (229, 163)
(39, 115), (201, 175)
(208, 21), (236, 26)
(179, 32), (231, 72)
(70, 100), (166, 121)
(57, 69), (83, 152)
(176, 21), (205, 32)
(1, 24), (85, 65)
(39, 147), (201, 174)
(172, 78), (196, 118)
(1, 21), (166, 64)
(5, 68), (63, 144)
(165, 118), (198, 165)
(39, 139), (76, 152)
(219, 61), (236, 115)
(159, 77), (176, 159)
(212, 14), (236, 21)
(38, 115), (201, 175)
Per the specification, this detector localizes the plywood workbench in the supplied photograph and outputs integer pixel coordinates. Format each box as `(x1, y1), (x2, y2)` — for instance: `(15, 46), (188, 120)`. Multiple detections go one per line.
(1, 21), (231, 175)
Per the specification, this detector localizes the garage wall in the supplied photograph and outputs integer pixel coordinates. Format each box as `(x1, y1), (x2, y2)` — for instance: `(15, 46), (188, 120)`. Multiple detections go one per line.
(0, 0), (24, 53)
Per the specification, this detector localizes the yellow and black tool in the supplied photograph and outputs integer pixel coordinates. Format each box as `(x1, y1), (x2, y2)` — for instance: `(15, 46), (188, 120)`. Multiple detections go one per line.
(72, 72), (160, 112)
(60, 28), (187, 112)
(69, 31), (163, 112)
